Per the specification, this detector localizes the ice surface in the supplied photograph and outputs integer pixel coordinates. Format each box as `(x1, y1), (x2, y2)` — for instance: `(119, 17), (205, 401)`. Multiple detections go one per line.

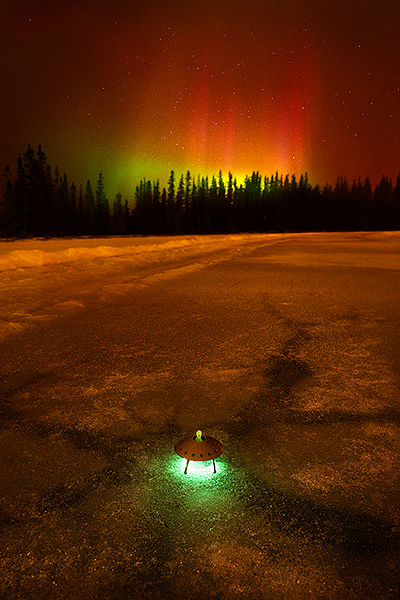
(0, 232), (399, 599)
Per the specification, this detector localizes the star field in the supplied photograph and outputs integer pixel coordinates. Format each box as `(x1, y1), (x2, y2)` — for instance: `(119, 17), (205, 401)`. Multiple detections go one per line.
(1, 0), (399, 197)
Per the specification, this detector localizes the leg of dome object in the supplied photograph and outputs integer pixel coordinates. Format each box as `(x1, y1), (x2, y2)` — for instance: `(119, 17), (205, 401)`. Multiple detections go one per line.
(184, 459), (190, 474)
(212, 459), (216, 473)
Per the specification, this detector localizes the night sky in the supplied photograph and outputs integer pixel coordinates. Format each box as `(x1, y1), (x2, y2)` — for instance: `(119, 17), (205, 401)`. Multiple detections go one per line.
(1, 0), (399, 197)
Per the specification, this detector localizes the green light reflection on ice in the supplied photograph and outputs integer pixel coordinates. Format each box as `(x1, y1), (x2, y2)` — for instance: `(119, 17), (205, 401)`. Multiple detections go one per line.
(168, 456), (227, 481)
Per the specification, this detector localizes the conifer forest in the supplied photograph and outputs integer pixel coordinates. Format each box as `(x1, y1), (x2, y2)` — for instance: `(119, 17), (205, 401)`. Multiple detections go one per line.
(1, 145), (400, 238)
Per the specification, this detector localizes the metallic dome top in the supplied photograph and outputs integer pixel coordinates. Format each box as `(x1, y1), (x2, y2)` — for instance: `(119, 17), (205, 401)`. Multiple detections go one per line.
(174, 430), (224, 462)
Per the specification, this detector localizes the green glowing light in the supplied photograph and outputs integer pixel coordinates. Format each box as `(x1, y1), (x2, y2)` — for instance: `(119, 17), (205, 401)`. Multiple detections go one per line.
(188, 459), (212, 471)
(183, 458), (215, 477)
(168, 456), (225, 480)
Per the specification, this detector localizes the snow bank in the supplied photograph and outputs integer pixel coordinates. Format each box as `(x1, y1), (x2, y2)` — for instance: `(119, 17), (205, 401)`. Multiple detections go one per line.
(0, 235), (251, 271)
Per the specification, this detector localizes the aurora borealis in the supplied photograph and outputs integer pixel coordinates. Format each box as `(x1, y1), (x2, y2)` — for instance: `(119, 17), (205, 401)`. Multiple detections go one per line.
(1, 0), (399, 198)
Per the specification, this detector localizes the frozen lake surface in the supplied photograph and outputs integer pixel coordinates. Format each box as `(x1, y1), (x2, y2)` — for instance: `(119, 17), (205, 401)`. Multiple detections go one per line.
(0, 232), (399, 599)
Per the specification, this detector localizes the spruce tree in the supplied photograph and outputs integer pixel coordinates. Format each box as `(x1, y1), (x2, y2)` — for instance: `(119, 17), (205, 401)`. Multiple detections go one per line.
(0, 166), (15, 237)
(166, 170), (175, 233)
(85, 180), (95, 234)
(95, 172), (110, 235)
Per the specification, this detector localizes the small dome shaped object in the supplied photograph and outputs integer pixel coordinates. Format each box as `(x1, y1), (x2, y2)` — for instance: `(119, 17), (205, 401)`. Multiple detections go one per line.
(174, 430), (224, 473)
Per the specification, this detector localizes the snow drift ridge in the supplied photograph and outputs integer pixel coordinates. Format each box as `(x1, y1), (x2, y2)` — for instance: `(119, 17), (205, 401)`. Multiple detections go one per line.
(0, 235), (250, 271)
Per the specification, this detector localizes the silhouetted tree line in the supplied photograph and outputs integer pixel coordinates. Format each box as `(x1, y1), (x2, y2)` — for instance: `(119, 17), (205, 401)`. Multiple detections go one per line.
(1, 145), (400, 238)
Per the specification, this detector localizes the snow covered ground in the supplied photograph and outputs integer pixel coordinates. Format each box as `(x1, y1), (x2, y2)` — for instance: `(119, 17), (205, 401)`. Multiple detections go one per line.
(0, 234), (273, 341)
(0, 232), (399, 599)
(0, 233), (269, 270)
